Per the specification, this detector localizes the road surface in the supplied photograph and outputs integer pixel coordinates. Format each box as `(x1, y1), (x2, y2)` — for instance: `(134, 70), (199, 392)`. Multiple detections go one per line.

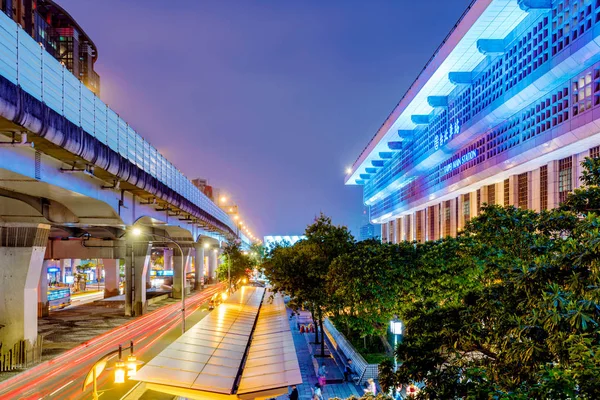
(0, 284), (224, 399)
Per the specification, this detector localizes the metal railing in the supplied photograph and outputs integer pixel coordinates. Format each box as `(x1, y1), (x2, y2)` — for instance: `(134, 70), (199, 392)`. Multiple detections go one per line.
(0, 11), (236, 233)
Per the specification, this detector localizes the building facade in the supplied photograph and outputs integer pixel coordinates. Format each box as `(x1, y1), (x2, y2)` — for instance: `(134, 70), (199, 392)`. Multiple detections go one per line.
(346, 0), (600, 243)
(1, 0), (100, 94)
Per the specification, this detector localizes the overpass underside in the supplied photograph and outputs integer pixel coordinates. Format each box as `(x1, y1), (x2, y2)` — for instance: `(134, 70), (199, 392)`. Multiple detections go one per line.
(0, 67), (229, 359)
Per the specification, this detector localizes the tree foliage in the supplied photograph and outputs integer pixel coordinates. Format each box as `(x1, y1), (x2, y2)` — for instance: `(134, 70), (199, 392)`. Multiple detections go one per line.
(217, 239), (252, 284)
(263, 159), (600, 398)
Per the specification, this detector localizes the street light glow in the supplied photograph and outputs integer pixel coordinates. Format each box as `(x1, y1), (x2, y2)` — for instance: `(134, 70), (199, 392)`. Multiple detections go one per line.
(220, 196), (227, 203)
(114, 360), (126, 384)
(345, 167), (352, 174)
(132, 227), (142, 236)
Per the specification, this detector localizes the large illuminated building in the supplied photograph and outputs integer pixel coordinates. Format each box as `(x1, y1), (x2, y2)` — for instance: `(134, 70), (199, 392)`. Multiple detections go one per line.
(346, 0), (600, 243)
(1, 0), (100, 94)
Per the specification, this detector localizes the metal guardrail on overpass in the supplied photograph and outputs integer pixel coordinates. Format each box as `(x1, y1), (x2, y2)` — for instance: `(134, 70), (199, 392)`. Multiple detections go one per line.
(0, 11), (240, 235)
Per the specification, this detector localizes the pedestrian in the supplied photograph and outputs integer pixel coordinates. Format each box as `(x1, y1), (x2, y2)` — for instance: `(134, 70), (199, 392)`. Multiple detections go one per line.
(312, 382), (323, 400)
(289, 384), (299, 400)
(318, 362), (328, 387)
(363, 378), (376, 395)
(344, 359), (354, 382)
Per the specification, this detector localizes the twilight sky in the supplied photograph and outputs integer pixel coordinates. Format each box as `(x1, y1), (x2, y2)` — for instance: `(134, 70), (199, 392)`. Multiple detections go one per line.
(59, 0), (472, 237)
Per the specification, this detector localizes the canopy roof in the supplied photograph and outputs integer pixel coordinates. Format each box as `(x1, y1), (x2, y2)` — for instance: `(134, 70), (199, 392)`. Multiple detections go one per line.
(132, 286), (301, 399)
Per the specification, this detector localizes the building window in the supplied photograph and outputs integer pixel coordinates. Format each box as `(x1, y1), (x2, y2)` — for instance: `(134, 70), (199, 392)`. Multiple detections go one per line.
(590, 146), (600, 159)
(416, 211), (423, 243)
(476, 189), (481, 214)
(540, 165), (548, 211)
(518, 173), (528, 209)
(504, 179), (510, 206)
(487, 184), (496, 205)
(406, 216), (412, 242)
(382, 224), (388, 243)
(558, 157), (573, 204)
(389, 220), (395, 244)
(463, 193), (471, 222)
(444, 201), (451, 237)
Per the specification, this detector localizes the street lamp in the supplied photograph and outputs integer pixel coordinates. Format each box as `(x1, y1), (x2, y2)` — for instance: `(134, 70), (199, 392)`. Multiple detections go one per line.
(390, 318), (403, 371)
(131, 227), (187, 334)
(82, 341), (141, 400)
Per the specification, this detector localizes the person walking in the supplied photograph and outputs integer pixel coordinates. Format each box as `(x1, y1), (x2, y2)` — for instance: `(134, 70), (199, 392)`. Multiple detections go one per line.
(289, 385), (299, 400)
(344, 359), (355, 382)
(318, 362), (328, 387)
(312, 382), (323, 400)
(363, 378), (377, 395)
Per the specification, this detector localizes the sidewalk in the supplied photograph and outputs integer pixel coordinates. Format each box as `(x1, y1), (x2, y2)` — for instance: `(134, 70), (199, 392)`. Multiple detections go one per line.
(276, 310), (362, 400)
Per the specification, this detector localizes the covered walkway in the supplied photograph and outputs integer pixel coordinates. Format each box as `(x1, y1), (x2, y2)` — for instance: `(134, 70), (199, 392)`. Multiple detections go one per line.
(132, 286), (301, 399)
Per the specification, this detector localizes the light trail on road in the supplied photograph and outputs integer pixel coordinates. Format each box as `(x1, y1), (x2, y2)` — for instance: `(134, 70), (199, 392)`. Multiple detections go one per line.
(0, 284), (223, 399)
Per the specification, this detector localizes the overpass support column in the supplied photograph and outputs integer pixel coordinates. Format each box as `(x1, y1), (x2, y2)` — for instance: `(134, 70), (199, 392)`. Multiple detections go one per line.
(163, 248), (173, 271)
(103, 259), (120, 298)
(208, 247), (218, 283)
(126, 243), (152, 317)
(173, 248), (192, 299)
(0, 224), (50, 350)
(194, 241), (205, 290)
(37, 260), (50, 317)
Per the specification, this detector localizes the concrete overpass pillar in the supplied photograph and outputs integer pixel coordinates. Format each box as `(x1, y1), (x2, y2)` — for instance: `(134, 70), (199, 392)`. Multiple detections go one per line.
(37, 260), (50, 317)
(208, 247), (218, 283)
(125, 243), (152, 317)
(194, 242), (205, 290)
(59, 259), (68, 283)
(103, 259), (120, 298)
(163, 248), (173, 271)
(0, 224), (50, 350)
(173, 248), (191, 299)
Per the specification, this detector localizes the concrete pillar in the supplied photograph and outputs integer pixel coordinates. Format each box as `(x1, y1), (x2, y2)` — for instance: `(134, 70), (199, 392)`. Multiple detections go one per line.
(509, 175), (518, 207)
(37, 260), (50, 317)
(125, 243), (152, 317)
(433, 204), (440, 240)
(0, 224), (50, 349)
(163, 248), (173, 271)
(208, 247), (218, 282)
(194, 242), (205, 290)
(103, 259), (119, 298)
(173, 247), (192, 299)
(470, 192), (477, 220)
(450, 198), (458, 237)
(59, 259), (68, 283)
(548, 160), (558, 209)
(531, 168), (541, 212)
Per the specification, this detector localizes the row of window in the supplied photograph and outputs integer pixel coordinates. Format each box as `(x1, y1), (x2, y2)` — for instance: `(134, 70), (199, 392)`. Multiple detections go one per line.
(380, 146), (600, 243)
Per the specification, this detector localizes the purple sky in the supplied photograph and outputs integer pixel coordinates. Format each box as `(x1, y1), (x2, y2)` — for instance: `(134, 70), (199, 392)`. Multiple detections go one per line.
(59, 0), (472, 237)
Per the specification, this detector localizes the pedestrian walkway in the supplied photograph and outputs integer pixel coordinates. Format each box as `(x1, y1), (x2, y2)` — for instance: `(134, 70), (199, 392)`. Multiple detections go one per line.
(276, 310), (362, 400)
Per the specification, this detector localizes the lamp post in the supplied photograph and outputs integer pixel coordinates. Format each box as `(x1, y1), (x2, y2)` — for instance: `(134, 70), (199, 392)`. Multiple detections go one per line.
(132, 227), (186, 334)
(82, 341), (140, 400)
(390, 318), (403, 371)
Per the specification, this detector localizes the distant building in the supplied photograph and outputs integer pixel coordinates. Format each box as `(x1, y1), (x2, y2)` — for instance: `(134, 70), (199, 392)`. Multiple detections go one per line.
(192, 178), (214, 200)
(1, 0), (100, 95)
(263, 235), (305, 249)
(359, 223), (378, 241)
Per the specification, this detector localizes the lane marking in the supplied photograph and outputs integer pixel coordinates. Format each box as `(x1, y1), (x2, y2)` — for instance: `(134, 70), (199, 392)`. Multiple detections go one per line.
(49, 379), (73, 397)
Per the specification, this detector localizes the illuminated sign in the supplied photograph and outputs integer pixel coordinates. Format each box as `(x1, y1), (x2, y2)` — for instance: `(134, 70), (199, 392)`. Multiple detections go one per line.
(47, 267), (60, 273)
(434, 119), (461, 150)
(441, 149), (478, 176)
(156, 270), (173, 277)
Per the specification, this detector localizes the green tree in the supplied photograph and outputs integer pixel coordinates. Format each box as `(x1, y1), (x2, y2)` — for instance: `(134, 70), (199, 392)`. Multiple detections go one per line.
(217, 239), (252, 286)
(263, 213), (354, 356)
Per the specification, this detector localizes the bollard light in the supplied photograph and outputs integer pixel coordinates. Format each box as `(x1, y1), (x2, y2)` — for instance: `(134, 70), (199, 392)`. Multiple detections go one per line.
(126, 355), (138, 377)
(114, 360), (126, 384)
